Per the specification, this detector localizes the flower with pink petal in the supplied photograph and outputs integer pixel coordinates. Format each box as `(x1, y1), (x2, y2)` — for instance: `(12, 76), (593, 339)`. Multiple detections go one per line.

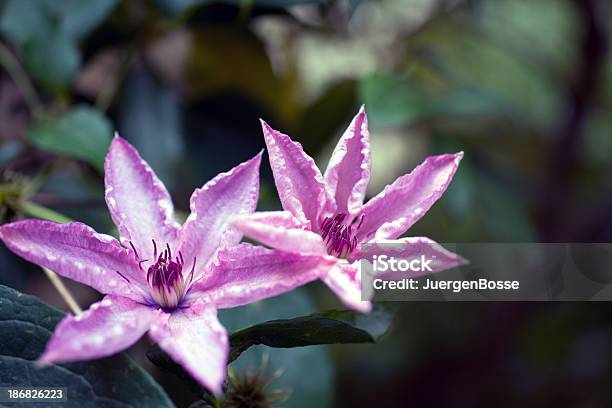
(232, 107), (467, 313)
(0, 136), (333, 394)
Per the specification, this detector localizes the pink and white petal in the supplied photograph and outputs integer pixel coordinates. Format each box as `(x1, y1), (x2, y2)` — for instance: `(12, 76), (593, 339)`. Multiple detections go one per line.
(0, 220), (147, 300)
(178, 153), (261, 279)
(149, 303), (228, 395)
(104, 136), (179, 255)
(39, 295), (163, 364)
(358, 237), (467, 279)
(232, 213), (326, 255)
(323, 106), (371, 217)
(321, 263), (372, 313)
(261, 120), (333, 230)
(356, 152), (463, 242)
(233, 210), (305, 229)
(189, 244), (334, 309)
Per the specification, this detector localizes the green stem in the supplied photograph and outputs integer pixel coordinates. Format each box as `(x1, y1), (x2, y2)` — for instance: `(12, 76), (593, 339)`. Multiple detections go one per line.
(16, 201), (81, 314)
(0, 42), (44, 117)
(95, 46), (136, 112)
(42, 267), (82, 315)
(20, 201), (73, 223)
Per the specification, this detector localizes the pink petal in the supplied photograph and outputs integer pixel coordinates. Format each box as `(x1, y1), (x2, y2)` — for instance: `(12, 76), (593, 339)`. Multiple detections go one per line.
(324, 106), (371, 217)
(104, 136), (179, 256)
(39, 295), (163, 364)
(261, 120), (333, 230)
(357, 152), (463, 241)
(178, 153), (261, 279)
(321, 263), (372, 313)
(149, 302), (228, 395)
(0, 220), (147, 300)
(234, 210), (305, 228)
(232, 212), (326, 255)
(358, 237), (467, 279)
(189, 244), (333, 308)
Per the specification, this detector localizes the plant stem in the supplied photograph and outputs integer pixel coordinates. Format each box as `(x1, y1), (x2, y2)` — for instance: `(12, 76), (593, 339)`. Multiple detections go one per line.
(42, 267), (82, 315)
(20, 201), (73, 223)
(17, 200), (81, 314)
(0, 42), (44, 117)
(95, 46), (135, 112)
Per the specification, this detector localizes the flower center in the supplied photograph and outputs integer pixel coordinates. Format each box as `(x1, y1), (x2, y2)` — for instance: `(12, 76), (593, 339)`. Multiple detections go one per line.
(320, 213), (359, 259)
(144, 241), (194, 309)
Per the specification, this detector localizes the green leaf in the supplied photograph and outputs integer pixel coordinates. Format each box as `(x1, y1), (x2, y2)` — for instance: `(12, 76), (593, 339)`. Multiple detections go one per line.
(21, 29), (80, 93)
(220, 289), (333, 408)
(479, 178), (535, 241)
(49, 0), (120, 40)
(157, 0), (326, 15)
(147, 345), (211, 399)
(430, 86), (509, 117)
(360, 73), (510, 127)
(223, 0), (327, 6)
(0, 284), (174, 407)
(0, 0), (118, 92)
(359, 73), (429, 126)
(148, 289), (340, 407)
(0, 0), (79, 91)
(228, 304), (393, 362)
(0, 0), (48, 45)
(26, 106), (113, 173)
(19, 201), (73, 224)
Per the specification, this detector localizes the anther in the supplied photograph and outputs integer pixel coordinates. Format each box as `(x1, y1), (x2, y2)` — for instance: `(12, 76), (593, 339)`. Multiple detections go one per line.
(319, 213), (358, 258)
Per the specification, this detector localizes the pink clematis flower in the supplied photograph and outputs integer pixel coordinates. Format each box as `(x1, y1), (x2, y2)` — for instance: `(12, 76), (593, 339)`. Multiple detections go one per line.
(232, 107), (466, 313)
(0, 137), (332, 394)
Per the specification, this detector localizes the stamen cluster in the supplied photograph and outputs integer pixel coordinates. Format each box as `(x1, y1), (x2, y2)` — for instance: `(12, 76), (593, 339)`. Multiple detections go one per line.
(320, 214), (358, 258)
(145, 242), (193, 309)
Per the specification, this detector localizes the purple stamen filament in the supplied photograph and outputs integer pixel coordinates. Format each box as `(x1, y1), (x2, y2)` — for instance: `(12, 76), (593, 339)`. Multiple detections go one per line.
(135, 240), (196, 309)
(320, 213), (359, 258)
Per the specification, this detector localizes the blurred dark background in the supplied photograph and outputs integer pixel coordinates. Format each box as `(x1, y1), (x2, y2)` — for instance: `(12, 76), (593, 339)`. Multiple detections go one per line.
(1, 0), (612, 406)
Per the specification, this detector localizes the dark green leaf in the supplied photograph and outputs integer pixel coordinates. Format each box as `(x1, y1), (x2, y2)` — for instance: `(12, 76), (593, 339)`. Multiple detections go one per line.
(147, 345), (211, 398)
(223, 0), (327, 6)
(430, 86), (509, 117)
(222, 289), (333, 408)
(0, 0), (118, 91)
(0, 0), (49, 45)
(49, 0), (120, 40)
(228, 304), (393, 362)
(360, 73), (510, 127)
(21, 29), (80, 92)
(359, 73), (429, 126)
(479, 179), (535, 241)
(443, 156), (475, 219)
(0, 284), (174, 407)
(0, 0), (79, 91)
(26, 106), (113, 173)
(157, 0), (327, 15)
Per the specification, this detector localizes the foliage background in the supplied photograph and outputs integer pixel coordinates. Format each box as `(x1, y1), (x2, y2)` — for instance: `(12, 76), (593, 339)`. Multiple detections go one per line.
(1, 0), (612, 406)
